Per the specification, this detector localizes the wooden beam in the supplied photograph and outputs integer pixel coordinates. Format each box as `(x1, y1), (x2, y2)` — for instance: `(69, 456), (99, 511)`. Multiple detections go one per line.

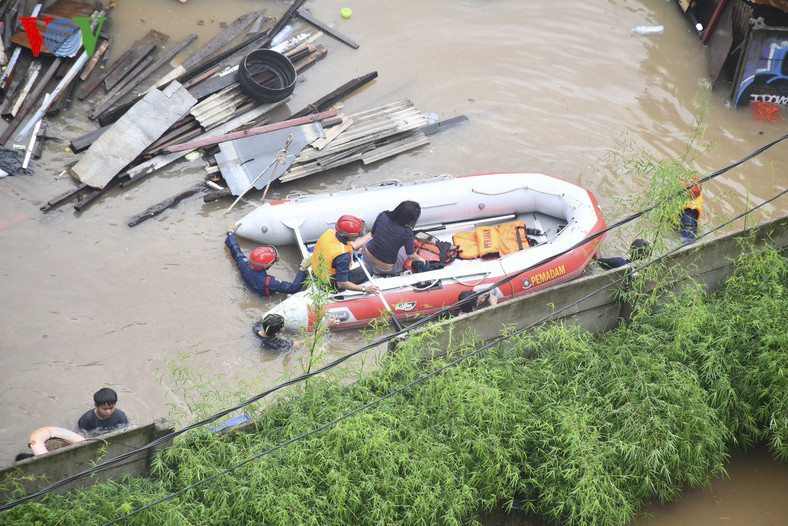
(90, 55), (155, 118)
(73, 177), (119, 213)
(69, 125), (110, 153)
(90, 33), (198, 121)
(0, 46), (20, 97)
(1, 60), (38, 118)
(40, 182), (90, 213)
(164, 109), (337, 153)
(296, 8), (359, 49)
(177, 0), (304, 86)
(104, 29), (168, 91)
(79, 37), (111, 81)
(77, 48), (132, 100)
(180, 12), (258, 71)
(0, 57), (61, 145)
(290, 71), (378, 119)
(127, 183), (203, 227)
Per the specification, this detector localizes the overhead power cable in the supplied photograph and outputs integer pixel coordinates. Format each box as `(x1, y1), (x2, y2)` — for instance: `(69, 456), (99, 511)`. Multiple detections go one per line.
(103, 184), (788, 525)
(2, 133), (786, 513)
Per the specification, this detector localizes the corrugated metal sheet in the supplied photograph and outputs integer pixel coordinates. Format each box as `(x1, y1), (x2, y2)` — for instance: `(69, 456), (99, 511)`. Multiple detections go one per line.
(190, 85), (253, 129)
(279, 130), (428, 183)
(293, 99), (428, 164)
(215, 123), (324, 195)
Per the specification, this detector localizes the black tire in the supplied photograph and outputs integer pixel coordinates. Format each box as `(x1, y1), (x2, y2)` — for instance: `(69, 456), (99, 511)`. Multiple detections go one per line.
(238, 49), (297, 103)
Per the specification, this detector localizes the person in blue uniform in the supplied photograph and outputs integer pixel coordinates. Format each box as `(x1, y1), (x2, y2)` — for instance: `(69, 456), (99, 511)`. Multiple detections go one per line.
(596, 239), (651, 270)
(225, 225), (309, 296)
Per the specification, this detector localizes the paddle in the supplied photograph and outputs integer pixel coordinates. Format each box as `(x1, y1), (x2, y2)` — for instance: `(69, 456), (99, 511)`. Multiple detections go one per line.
(356, 254), (406, 331)
(281, 217), (405, 331)
(281, 215), (310, 259)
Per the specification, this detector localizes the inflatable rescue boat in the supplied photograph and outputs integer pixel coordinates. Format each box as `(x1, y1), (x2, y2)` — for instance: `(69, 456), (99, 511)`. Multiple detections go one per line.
(234, 172), (607, 330)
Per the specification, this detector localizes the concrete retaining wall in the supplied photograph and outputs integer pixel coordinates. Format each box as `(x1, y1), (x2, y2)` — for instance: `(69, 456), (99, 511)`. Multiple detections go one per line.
(395, 216), (788, 353)
(3, 216), (787, 505)
(0, 419), (174, 501)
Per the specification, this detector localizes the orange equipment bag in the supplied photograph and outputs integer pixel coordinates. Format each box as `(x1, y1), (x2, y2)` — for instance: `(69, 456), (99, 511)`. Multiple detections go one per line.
(403, 232), (460, 271)
(453, 221), (529, 259)
(453, 230), (480, 259)
(497, 221), (529, 255)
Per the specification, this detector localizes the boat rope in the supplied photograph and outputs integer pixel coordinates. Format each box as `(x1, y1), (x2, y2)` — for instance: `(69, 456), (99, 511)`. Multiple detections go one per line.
(101, 183), (788, 526)
(225, 133), (293, 213)
(2, 132), (786, 515)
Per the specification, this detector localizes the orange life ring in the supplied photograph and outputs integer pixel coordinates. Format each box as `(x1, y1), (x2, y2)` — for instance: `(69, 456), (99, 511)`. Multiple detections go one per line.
(28, 427), (85, 455)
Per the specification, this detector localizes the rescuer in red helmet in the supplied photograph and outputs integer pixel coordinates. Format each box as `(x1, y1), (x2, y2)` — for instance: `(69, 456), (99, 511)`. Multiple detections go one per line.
(225, 224), (310, 296)
(311, 214), (379, 294)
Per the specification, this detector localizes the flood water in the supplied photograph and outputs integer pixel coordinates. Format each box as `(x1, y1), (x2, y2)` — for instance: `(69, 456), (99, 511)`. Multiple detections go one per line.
(1, 0), (786, 521)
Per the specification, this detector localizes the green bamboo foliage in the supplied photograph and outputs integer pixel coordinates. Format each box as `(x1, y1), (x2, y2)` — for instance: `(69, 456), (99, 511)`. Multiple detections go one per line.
(2, 244), (787, 525)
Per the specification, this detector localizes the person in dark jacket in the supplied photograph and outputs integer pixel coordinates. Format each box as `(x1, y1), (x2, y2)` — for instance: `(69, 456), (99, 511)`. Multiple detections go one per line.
(253, 314), (294, 353)
(596, 239), (651, 270)
(358, 200), (426, 276)
(225, 225), (309, 297)
(77, 388), (128, 435)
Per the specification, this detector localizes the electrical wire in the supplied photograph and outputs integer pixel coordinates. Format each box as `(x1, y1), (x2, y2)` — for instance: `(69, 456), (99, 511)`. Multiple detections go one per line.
(2, 133), (786, 513)
(103, 185), (788, 525)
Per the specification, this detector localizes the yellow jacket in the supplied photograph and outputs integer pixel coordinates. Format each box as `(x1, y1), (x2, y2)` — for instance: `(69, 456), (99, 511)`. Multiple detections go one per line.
(312, 229), (353, 282)
(683, 194), (703, 219)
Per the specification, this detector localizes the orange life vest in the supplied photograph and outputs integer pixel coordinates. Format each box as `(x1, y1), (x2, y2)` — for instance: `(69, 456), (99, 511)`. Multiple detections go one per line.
(311, 229), (353, 282)
(453, 221), (529, 259)
(684, 194), (703, 219)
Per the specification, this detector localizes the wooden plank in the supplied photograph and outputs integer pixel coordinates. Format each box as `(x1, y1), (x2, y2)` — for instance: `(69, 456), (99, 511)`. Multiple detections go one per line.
(180, 12), (258, 71)
(290, 71), (378, 119)
(15, 52), (89, 139)
(79, 36), (110, 81)
(141, 121), (201, 155)
(181, 65), (221, 90)
(72, 82), (197, 188)
(177, 0), (305, 85)
(69, 124), (109, 153)
(47, 67), (81, 115)
(1, 60), (37, 118)
(32, 123), (47, 158)
(104, 29), (168, 91)
(0, 46), (21, 97)
(40, 182), (89, 212)
(77, 48), (132, 100)
(90, 55), (154, 118)
(73, 176), (118, 213)
(127, 183), (203, 227)
(296, 8), (359, 49)
(90, 33), (198, 120)
(0, 57), (61, 145)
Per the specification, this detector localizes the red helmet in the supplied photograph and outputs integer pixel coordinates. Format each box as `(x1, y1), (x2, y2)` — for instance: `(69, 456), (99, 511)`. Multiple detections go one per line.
(685, 177), (702, 198)
(335, 215), (365, 239)
(249, 245), (279, 270)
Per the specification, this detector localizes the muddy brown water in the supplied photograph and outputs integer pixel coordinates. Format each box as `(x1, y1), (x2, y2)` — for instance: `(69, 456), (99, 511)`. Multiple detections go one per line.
(1, 0), (786, 521)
